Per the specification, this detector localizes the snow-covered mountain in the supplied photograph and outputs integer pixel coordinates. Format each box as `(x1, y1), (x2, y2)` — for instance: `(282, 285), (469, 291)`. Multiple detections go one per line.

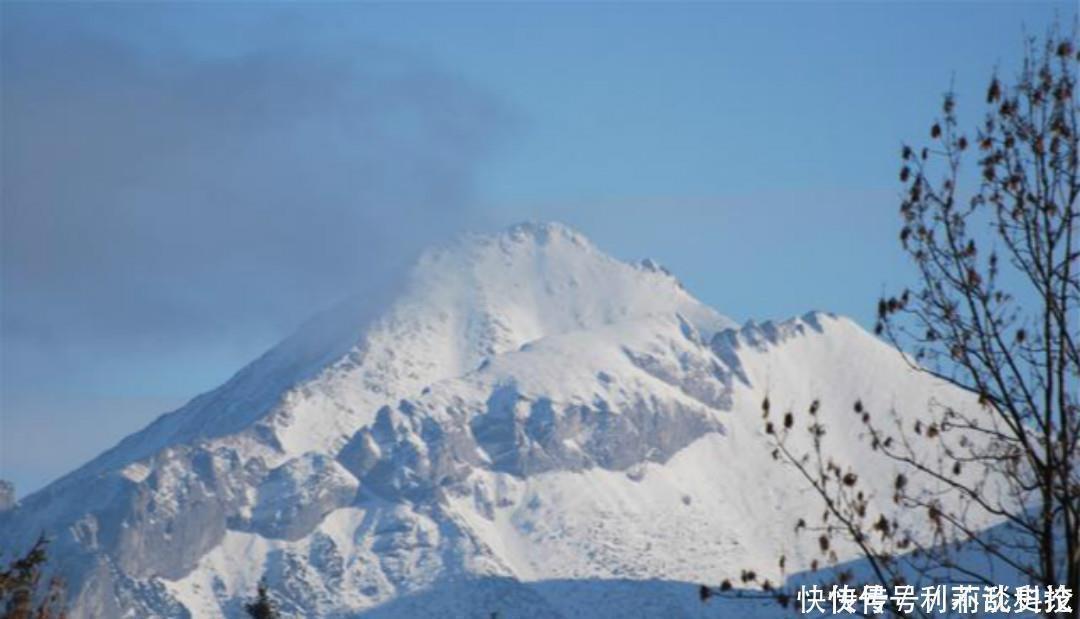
(0, 223), (976, 618)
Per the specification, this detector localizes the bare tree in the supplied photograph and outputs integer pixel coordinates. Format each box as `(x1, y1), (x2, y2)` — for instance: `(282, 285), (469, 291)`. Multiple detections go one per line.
(704, 26), (1079, 618)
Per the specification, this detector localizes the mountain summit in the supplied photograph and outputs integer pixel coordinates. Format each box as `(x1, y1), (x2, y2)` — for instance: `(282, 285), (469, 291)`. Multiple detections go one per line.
(0, 223), (971, 618)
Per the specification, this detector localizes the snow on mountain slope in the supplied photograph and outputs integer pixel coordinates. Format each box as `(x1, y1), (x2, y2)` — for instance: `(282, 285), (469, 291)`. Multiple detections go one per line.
(0, 223), (977, 618)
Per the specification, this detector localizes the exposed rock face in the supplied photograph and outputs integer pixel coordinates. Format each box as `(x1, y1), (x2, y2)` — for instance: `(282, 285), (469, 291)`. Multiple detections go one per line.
(249, 454), (358, 540)
(0, 480), (14, 512)
(0, 224), (978, 618)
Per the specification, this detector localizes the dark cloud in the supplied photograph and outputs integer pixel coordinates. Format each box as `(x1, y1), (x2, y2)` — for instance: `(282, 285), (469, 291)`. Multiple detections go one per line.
(1, 5), (506, 372)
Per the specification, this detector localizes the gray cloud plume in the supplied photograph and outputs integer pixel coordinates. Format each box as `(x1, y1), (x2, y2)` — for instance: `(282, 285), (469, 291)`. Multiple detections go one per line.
(1, 5), (508, 489)
(2, 7), (506, 371)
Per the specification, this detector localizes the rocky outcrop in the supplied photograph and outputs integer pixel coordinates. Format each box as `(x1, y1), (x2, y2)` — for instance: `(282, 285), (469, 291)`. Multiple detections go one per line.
(0, 480), (14, 512)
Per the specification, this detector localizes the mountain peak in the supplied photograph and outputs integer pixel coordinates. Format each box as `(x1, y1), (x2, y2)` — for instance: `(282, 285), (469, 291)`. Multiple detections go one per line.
(51, 222), (733, 485)
(0, 224), (967, 619)
(502, 221), (593, 246)
(409, 221), (731, 340)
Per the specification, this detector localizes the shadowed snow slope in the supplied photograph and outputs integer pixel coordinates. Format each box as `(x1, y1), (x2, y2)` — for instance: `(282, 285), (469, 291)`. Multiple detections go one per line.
(0, 223), (976, 618)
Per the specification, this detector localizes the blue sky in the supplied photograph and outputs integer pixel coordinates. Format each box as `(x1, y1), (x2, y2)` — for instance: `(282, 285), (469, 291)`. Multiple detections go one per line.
(1, 1), (1074, 493)
(280, 0), (1070, 320)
